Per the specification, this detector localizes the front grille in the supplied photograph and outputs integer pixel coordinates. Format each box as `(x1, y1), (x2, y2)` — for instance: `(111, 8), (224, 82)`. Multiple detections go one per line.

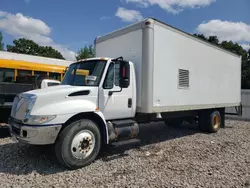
(9, 117), (22, 136)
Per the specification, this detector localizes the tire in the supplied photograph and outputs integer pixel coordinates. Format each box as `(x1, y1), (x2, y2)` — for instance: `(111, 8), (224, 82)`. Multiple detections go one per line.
(199, 110), (221, 133)
(55, 119), (101, 170)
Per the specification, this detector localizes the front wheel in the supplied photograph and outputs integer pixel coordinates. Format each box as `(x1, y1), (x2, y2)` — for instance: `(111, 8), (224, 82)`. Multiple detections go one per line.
(55, 119), (101, 169)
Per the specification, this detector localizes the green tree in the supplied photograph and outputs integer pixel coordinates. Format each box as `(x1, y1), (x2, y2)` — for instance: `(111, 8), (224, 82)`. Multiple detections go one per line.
(76, 44), (95, 60)
(193, 34), (207, 41)
(220, 41), (247, 57)
(39, 46), (65, 59)
(208, 36), (219, 45)
(88, 44), (94, 58)
(7, 38), (40, 55)
(7, 38), (65, 59)
(0, 32), (4, 51)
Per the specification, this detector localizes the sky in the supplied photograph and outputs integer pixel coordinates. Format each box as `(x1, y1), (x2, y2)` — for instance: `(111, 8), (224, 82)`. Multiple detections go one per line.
(0, 0), (250, 61)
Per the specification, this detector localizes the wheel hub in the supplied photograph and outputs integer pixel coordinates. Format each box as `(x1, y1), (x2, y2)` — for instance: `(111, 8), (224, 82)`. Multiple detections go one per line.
(71, 130), (95, 159)
(213, 114), (220, 129)
(79, 137), (93, 154)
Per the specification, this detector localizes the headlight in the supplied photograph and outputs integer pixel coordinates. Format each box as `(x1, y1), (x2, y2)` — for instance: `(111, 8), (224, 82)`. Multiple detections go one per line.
(23, 115), (56, 125)
(26, 97), (36, 116)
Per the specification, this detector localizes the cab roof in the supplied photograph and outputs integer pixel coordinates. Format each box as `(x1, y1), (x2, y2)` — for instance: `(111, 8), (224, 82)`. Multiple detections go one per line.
(76, 57), (111, 62)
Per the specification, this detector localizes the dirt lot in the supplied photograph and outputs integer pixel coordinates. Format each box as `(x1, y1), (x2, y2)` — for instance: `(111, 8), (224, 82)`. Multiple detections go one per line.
(0, 120), (250, 188)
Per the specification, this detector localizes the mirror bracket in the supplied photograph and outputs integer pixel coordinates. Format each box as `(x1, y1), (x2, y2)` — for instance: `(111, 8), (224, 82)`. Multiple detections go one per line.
(108, 88), (122, 96)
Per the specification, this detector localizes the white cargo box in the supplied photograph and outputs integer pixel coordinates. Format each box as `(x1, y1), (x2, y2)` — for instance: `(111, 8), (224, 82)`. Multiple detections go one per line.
(95, 18), (241, 114)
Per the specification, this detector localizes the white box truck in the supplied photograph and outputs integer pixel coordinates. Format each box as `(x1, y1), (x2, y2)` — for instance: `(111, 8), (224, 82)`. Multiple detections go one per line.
(8, 18), (242, 169)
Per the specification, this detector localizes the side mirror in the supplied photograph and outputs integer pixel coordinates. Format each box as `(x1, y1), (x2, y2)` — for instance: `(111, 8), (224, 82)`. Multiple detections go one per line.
(119, 61), (130, 88)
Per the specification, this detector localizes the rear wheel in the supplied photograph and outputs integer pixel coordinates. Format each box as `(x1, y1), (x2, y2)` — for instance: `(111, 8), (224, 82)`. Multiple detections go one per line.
(55, 119), (101, 169)
(199, 110), (221, 133)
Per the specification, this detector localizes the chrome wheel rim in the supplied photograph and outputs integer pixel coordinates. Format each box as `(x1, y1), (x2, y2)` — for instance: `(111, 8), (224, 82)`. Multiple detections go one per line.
(71, 130), (95, 159)
(213, 114), (220, 129)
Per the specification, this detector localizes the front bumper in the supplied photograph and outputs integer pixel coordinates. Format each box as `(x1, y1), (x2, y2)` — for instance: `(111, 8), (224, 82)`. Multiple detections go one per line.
(8, 117), (62, 145)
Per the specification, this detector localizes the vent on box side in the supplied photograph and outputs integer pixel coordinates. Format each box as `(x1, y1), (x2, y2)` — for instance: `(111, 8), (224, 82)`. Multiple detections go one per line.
(178, 69), (189, 88)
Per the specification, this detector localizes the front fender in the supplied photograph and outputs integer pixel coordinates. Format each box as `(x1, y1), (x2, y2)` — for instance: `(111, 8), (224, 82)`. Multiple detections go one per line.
(31, 99), (110, 144)
(94, 110), (109, 144)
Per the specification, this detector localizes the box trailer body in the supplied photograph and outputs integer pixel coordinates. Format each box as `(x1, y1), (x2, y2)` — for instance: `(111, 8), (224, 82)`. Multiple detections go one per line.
(95, 18), (241, 114)
(8, 18), (242, 169)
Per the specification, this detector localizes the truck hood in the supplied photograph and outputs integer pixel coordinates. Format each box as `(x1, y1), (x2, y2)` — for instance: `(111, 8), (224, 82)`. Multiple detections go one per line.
(26, 85), (94, 98)
(11, 85), (99, 120)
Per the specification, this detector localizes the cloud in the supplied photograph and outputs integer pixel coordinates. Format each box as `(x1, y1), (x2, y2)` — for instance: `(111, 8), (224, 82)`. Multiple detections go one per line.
(196, 19), (250, 50)
(124, 0), (216, 14)
(197, 20), (250, 42)
(100, 16), (111, 21)
(0, 11), (76, 60)
(0, 11), (50, 37)
(115, 7), (143, 22)
(125, 0), (149, 8)
(241, 44), (250, 51)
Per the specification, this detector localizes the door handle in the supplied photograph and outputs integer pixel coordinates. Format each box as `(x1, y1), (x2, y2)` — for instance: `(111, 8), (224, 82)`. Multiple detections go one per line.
(128, 98), (132, 108)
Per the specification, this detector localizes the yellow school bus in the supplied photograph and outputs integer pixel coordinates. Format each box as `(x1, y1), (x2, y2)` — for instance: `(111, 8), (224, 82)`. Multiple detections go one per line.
(0, 51), (73, 83)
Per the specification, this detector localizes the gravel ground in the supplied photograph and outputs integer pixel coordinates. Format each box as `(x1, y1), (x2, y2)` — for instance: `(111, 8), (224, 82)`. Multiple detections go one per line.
(0, 120), (250, 188)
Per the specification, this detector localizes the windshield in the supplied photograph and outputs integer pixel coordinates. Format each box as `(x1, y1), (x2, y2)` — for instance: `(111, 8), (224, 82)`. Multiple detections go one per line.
(61, 60), (106, 86)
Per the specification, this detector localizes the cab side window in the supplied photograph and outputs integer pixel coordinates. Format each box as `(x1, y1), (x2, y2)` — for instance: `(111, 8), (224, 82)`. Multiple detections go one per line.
(114, 62), (120, 86)
(103, 63), (114, 89)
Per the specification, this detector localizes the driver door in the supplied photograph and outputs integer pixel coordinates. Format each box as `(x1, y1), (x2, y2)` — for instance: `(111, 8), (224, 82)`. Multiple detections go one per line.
(98, 61), (133, 120)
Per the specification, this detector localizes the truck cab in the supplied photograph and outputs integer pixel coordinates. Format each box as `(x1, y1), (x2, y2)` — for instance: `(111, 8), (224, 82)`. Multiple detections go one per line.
(9, 57), (136, 169)
(61, 57), (136, 120)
